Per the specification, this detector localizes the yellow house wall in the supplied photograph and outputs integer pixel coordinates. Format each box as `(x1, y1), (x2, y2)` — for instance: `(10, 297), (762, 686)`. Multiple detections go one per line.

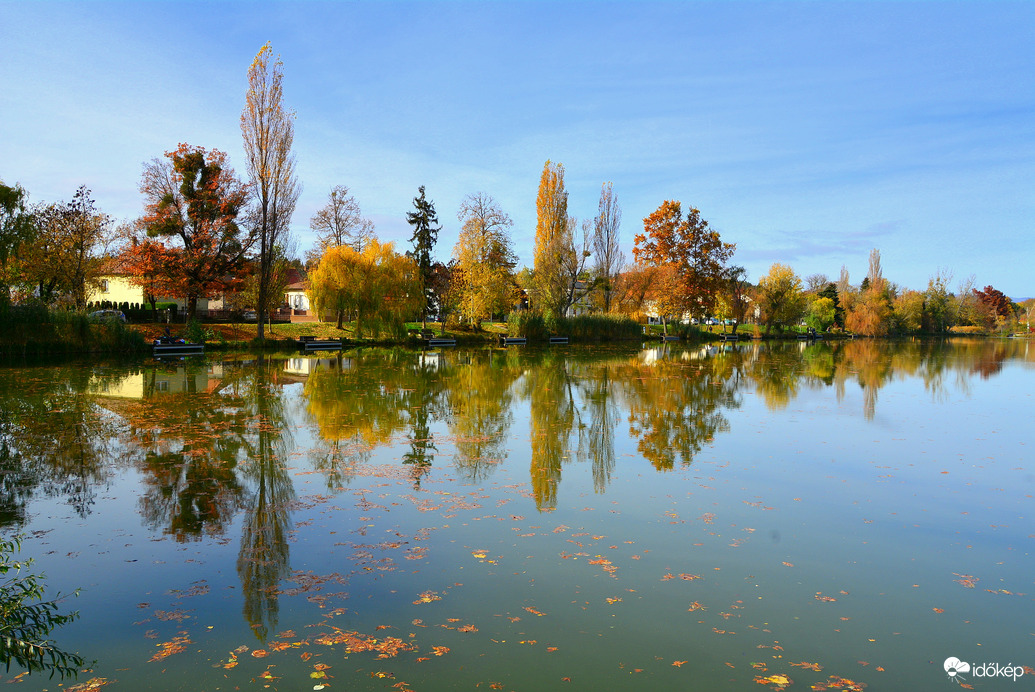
(87, 275), (224, 311)
(88, 275), (145, 306)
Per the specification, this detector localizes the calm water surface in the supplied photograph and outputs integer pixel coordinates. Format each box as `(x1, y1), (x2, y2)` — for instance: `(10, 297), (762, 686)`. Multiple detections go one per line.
(1, 339), (1032, 691)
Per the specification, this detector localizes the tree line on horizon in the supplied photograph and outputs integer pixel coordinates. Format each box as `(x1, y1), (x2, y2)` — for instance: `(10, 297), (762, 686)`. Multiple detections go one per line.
(1, 44), (1031, 338)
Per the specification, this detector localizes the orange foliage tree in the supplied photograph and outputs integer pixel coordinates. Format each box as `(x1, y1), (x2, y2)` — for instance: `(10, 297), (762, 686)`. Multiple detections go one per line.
(633, 200), (734, 326)
(137, 143), (253, 319)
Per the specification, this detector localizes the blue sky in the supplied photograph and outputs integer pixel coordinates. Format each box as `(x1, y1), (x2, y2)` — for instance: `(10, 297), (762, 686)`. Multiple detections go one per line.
(1, 1), (1032, 297)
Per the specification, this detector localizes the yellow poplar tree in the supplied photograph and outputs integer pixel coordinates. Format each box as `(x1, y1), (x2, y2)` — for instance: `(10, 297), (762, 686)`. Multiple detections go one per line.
(532, 160), (575, 317)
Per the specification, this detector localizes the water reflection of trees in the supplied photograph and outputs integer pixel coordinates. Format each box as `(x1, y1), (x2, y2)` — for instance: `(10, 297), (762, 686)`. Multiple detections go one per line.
(0, 366), (126, 527)
(229, 355), (294, 641)
(125, 365), (250, 540)
(1, 341), (1024, 530)
(445, 351), (519, 484)
(303, 350), (450, 488)
(98, 358), (295, 641)
(618, 345), (742, 472)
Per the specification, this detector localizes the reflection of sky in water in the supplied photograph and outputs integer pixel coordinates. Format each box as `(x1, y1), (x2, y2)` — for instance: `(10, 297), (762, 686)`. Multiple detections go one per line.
(0, 340), (1031, 690)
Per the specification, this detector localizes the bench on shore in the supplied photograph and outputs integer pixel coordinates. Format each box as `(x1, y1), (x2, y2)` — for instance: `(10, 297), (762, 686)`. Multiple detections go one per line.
(418, 329), (456, 347)
(297, 335), (343, 350)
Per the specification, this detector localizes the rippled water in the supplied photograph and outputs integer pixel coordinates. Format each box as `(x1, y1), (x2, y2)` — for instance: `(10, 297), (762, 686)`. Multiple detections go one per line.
(1, 339), (1031, 691)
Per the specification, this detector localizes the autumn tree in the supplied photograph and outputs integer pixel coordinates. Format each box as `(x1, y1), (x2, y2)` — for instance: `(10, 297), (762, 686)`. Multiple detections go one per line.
(450, 193), (517, 325)
(845, 249), (893, 336)
(592, 182), (624, 312)
(242, 41), (301, 339)
(406, 185), (441, 327)
(922, 269), (954, 333)
(307, 239), (422, 337)
(805, 296), (836, 332)
(532, 160), (579, 317)
(633, 200), (734, 323)
(972, 285), (1012, 330)
(836, 265), (854, 319)
(120, 231), (171, 317)
(308, 185), (375, 264)
(138, 144), (253, 319)
(892, 289), (925, 333)
(716, 265), (749, 333)
(0, 181), (36, 304)
(17, 186), (115, 309)
(756, 263), (806, 334)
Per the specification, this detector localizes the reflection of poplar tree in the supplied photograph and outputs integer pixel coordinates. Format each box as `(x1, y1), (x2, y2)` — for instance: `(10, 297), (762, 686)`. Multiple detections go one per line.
(525, 354), (578, 509)
(447, 351), (519, 484)
(576, 363), (618, 494)
(236, 356), (294, 641)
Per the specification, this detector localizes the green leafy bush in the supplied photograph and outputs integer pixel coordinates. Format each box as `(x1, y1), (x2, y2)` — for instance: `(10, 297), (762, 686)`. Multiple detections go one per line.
(0, 537), (86, 679)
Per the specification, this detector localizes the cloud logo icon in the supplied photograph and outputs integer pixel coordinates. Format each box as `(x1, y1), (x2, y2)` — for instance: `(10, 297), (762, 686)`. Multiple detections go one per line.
(944, 657), (971, 679)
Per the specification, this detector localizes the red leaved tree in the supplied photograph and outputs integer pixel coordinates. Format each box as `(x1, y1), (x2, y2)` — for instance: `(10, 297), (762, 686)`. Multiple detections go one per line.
(138, 144), (253, 319)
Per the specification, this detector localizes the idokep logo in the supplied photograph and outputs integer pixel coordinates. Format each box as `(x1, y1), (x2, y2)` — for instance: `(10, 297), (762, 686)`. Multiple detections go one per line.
(944, 656), (1027, 684)
(944, 657), (971, 682)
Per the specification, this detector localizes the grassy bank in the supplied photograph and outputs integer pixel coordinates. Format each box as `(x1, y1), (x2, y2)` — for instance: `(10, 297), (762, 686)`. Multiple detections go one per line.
(0, 304), (147, 357)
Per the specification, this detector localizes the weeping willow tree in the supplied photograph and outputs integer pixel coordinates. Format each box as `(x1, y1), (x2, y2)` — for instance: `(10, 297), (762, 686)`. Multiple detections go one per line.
(308, 239), (423, 337)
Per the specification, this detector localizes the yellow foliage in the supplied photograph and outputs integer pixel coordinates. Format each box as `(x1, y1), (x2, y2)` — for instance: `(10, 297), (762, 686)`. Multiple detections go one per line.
(308, 239), (422, 337)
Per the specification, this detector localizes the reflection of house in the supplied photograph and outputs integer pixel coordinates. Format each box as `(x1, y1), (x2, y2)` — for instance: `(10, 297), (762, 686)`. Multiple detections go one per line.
(89, 364), (224, 399)
(282, 356), (352, 377)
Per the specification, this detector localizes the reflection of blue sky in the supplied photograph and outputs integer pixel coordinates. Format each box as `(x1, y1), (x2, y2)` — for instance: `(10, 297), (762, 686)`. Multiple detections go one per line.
(1, 2), (1032, 295)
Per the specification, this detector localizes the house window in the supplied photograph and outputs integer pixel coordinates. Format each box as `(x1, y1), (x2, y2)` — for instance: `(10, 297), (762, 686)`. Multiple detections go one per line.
(101, 279), (109, 293)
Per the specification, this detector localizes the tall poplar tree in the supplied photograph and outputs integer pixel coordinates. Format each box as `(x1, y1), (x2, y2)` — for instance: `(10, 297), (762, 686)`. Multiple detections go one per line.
(406, 185), (440, 327)
(242, 42), (300, 338)
(593, 181), (623, 312)
(533, 160), (576, 317)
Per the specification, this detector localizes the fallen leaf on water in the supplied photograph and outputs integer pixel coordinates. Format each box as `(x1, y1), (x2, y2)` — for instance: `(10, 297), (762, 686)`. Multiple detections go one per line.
(149, 634), (191, 662)
(67, 678), (115, 691)
(790, 661), (822, 671)
(753, 673), (792, 689)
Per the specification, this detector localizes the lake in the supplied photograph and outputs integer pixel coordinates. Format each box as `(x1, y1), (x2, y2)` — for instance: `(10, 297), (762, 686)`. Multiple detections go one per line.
(1, 339), (1031, 691)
